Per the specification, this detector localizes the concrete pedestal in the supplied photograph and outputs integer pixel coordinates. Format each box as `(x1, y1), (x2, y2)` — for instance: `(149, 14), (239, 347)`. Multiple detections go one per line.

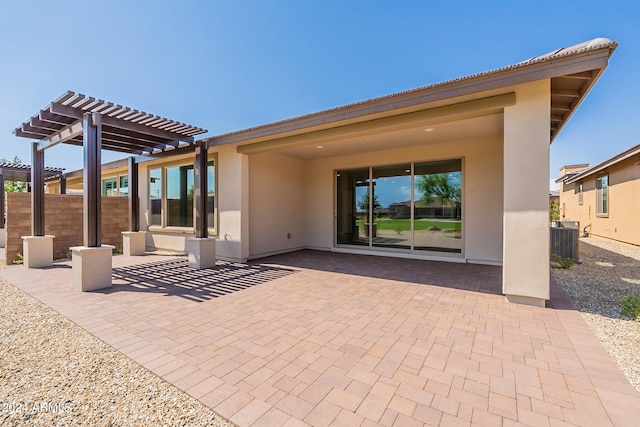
(22, 235), (54, 268)
(187, 237), (216, 269)
(70, 245), (114, 292)
(122, 231), (146, 256)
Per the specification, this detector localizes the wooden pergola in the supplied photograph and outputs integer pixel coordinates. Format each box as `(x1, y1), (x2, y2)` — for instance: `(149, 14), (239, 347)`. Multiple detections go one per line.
(13, 91), (208, 247)
(0, 163), (63, 229)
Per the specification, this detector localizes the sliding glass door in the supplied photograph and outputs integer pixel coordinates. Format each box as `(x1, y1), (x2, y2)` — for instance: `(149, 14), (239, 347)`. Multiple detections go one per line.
(336, 159), (462, 253)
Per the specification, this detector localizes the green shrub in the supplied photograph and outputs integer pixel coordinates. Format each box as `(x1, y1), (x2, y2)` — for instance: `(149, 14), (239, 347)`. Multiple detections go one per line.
(13, 252), (24, 265)
(620, 295), (640, 321)
(551, 254), (574, 269)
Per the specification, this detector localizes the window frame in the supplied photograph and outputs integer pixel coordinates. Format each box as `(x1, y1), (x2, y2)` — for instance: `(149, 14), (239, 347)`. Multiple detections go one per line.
(596, 174), (609, 217)
(578, 182), (583, 206)
(334, 156), (464, 256)
(147, 152), (218, 236)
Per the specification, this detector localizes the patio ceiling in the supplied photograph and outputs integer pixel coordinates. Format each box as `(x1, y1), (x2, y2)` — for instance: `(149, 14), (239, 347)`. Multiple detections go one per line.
(13, 91), (207, 155)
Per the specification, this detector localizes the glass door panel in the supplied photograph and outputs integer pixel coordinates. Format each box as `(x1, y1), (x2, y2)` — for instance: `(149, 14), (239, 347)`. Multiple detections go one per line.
(336, 168), (370, 246)
(413, 159), (462, 253)
(371, 164), (412, 249)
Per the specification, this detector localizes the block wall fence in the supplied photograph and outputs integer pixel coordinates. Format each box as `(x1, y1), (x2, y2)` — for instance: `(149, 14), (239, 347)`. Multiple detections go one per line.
(4, 193), (129, 263)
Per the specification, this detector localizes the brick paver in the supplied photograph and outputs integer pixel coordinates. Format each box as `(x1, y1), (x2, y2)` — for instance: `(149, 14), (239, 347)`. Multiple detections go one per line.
(1, 250), (639, 426)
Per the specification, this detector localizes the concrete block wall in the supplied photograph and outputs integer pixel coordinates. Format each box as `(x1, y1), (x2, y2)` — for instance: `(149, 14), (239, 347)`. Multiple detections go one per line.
(5, 193), (129, 263)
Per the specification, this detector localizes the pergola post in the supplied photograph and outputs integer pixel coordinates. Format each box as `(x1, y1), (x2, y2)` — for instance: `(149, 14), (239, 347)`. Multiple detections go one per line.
(70, 112), (113, 291)
(187, 140), (215, 269)
(31, 142), (45, 236)
(83, 112), (101, 248)
(22, 142), (54, 268)
(194, 140), (208, 239)
(128, 156), (139, 232)
(60, 175), (66, 195)
(122, 156), (145, 256)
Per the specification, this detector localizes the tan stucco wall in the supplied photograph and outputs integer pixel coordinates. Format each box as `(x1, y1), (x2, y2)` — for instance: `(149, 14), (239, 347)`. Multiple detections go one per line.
(248, 151), (306, 258)
(502, 80), (550, 304)
(560, 154), (640, 246)
(304, 136), (504, 264)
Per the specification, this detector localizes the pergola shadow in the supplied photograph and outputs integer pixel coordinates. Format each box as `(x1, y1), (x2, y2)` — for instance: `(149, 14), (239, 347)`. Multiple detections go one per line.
(106, 258), (297, 302)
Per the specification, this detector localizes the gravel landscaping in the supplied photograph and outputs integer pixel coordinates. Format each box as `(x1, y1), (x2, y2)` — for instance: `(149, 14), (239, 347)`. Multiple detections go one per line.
(552, 236), (640, 392)
(0, 277), (232, 427)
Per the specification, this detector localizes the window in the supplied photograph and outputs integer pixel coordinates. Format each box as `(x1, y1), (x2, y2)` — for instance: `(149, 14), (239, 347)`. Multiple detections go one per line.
(119, 175), (129, 197)
(102, 178), (117, 196)
(149, 169), (162, 226)
(148, 155), (217, 233)
(578, 182), (583, 205)
(596, 175), (608, 216)
(102, 175), (129, 197)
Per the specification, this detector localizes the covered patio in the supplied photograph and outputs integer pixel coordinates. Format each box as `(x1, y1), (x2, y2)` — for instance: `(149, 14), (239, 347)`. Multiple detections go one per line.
(1, 250), (637, 426)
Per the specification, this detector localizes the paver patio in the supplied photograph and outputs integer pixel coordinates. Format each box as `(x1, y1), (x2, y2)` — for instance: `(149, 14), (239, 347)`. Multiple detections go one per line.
(1, 250), (639, 426)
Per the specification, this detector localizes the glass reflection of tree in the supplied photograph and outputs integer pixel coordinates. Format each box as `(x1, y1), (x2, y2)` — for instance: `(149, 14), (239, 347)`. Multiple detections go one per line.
(416, 173), (461, 217)
(358, 191), (381, 220)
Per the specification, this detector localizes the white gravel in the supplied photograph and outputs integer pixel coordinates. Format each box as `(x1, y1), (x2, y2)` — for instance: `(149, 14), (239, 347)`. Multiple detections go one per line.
(552, 236), (640, 392)
(0, 277), (233, 427)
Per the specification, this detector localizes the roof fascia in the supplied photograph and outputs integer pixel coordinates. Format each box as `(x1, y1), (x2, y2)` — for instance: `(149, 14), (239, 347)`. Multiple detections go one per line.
(566, 144), (640, 183)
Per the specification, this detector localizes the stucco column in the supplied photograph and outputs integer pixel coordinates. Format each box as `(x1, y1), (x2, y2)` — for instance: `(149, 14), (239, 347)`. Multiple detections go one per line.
(502, 80), (551, 306)
(216, 145), (250, 262)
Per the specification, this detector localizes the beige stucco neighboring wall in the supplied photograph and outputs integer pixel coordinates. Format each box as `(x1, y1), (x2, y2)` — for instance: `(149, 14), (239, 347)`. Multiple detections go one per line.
(502, 79), (551, 305)
(304, 135), (504, 264)
(248, 151), (306, 258)
(561, 154), (640, 246)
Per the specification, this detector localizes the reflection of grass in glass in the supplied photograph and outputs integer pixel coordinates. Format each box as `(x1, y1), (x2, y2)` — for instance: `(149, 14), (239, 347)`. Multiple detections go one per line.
(357, 218), (461, 231)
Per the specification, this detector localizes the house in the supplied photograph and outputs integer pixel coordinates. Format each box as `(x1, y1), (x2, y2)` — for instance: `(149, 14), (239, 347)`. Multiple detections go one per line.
(15, 38), (618, 306)
(556, 144), (640, 246)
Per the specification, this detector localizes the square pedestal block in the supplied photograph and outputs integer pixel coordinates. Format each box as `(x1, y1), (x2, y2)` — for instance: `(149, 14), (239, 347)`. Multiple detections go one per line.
(22, 235), (54, 268)
(187, 237), (216, 269)
(122, 231), (146, 256)
(70, 245), (114, 292)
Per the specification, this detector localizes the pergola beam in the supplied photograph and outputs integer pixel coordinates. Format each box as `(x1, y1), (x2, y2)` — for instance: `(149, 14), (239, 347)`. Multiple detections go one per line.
(37, 120), (84, 151)
(49, 102), (195, 144)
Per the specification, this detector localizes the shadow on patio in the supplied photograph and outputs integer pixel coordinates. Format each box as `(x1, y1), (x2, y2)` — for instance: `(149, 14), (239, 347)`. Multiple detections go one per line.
(255, 249), (503, 296)
(107, 258), (297, 302)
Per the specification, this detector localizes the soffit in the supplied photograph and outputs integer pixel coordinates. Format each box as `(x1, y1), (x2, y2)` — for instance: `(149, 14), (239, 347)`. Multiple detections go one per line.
(278, 113), (503, 160)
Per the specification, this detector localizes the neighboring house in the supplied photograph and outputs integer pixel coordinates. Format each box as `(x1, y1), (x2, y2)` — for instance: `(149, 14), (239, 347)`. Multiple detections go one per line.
(549, 190), (559, 209)
(556, 144), (640, 246)
(46, 158), (129, 196)
(19, 38), (618, 307)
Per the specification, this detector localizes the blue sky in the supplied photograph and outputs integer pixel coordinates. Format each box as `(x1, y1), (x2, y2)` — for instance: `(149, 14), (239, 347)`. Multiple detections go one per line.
(1, 0), (638, 189)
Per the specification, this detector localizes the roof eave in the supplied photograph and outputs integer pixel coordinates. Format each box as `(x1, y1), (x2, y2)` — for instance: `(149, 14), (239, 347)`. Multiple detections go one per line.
(204, 42), (616, 148)
(566, 143), (640, 184)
